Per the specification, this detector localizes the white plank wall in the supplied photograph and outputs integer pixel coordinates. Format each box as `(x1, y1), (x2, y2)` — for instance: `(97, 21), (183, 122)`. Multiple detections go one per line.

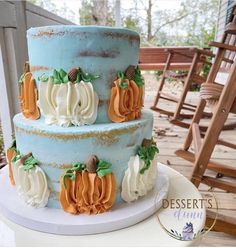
(0, 1), (74, 149)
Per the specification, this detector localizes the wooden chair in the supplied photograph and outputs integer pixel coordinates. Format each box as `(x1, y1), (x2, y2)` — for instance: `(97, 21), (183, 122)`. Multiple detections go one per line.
(150, 6), (236, 131)
(175, 23), (236, 236)
(139, 47), (197, 71)
(150, 47), (212, 130)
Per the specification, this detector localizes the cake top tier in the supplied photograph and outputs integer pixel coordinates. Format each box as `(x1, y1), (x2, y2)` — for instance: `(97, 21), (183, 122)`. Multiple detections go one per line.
(27, 25), (140, 38)
(26, 25), (141, 125)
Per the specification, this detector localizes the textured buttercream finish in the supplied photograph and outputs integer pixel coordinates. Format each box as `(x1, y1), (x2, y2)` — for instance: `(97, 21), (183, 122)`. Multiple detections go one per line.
(13, 110), (153, 208)
(27, 26), (140, 123)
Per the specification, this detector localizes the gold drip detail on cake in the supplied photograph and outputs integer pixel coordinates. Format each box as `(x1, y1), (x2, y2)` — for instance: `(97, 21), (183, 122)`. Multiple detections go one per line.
(14, 124), (140, 141)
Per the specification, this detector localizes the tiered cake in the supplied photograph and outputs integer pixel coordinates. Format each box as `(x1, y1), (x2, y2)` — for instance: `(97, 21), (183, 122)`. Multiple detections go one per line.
(7, 26), (159, 216)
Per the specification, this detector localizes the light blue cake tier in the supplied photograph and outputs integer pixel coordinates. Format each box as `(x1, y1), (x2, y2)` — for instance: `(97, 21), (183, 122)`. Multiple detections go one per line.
(13, 111), (153, 208)
(27, 25), (140, 124)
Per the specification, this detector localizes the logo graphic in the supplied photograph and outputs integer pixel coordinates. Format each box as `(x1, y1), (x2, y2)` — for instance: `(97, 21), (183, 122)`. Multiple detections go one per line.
(155, 175), (218, 242)
(182, 222), (194, 240)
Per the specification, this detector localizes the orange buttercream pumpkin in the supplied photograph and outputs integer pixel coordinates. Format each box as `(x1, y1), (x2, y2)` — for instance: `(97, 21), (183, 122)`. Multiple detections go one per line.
(60, 171), (116, 215)
(108, 78), (143, 123)
(6, 146), (16, 185)
(19, 72), (40, 120)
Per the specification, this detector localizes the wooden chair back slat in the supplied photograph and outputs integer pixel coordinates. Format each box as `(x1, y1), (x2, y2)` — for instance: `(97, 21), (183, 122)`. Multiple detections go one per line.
(217, 10), (236, 75)
(139, 47), (196, 70)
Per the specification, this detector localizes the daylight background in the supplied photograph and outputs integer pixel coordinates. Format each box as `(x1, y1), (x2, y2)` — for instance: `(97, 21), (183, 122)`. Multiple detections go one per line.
(28, 0), (219, 48)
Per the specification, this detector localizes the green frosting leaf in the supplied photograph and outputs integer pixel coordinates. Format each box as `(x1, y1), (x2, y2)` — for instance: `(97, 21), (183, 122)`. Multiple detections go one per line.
(62, 162), (86, 189)
(53, 69), (63, 84)
(96, 160), (112, 177)
(72, 162), (85, 172)
(53, 77), (61, 84)
(49, 76), (54, 82)
(134, 66), (144, 87)
(63, 74), (69, 83)
(51, 69), (69, 84)
(23, 155), (39, 171)
(59, 69), (67, 79)
(74, 73), (81, 83)
(18, 73), (25, 84)
(11, 149), (22, 162)
(80, 69), (100, 83)
(53, 69), (60, 79)
(38, 68), (99, 85)
(117, 71), (128, 89)
(9, 139), (16, 149)
(38, 74), (49, 82)
(138, 144), (159, 174)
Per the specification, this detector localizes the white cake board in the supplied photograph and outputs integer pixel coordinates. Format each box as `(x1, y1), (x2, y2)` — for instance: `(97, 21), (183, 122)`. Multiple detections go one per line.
(0, 164), (169, 235)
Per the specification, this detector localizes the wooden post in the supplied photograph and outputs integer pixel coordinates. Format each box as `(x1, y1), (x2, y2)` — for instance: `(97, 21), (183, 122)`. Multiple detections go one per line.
(0, 1), (28, 150)
(115, 0), (121, 27)
(0, 28), (14, 149)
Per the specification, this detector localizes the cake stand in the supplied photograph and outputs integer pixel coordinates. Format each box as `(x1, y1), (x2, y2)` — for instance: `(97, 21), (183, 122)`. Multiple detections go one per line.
(0, 164), (169, 235)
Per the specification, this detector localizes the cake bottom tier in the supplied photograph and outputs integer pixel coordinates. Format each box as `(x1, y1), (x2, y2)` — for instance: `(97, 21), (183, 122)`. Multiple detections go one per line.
(13, 111), (153, 209)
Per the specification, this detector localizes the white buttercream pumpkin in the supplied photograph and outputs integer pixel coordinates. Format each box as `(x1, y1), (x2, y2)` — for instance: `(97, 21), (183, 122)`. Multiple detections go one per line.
(38, 80), (98, 127)
(12, 159), (50, 208)
(121, 154), (158, 202)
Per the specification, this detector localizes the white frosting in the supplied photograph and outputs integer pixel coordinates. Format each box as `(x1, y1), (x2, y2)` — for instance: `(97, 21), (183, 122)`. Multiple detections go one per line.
(55, 83), (71, 127)
(38, 80), (98, 127)
(12, 159), (50, 208)
(38, 77), (57, 125)
(72, 82), (99, 126)
(121, 154), (158, 202)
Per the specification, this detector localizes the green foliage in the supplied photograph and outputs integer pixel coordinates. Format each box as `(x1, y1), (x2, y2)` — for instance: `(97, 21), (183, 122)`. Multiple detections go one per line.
(79, 0), (115, 26)
(96, 160), (112, 177)
(23, 156), (39, 171)
(38, 74), (49, 82)
(146, 0), (218, 49)
(202, 63), (211, 77)
(155, 71), (163, 80)
(117, 71), (128, 89)
(9, 139), (16, 149)
(117, 66), (144, 89)
(11, 150), (22, 163)
(38, 68), (99, 84)
(123, 15), (145, 42)
(75, 69), (100, 83)
(18, 73), (25, 84)
(62, 158), (112, 188)
(62, 162), (85, 189)
(53, 69), (69, 84)
(28, 0), (219, 51)
(79, 0), (93, 25)
(134, 66), (144, 87)
(138, 144), (159, 174)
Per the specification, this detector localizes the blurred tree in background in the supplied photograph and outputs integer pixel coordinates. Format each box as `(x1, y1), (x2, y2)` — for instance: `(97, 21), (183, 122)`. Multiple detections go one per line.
(27, 0), (219, 48)
(79, 0), (115, 26)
